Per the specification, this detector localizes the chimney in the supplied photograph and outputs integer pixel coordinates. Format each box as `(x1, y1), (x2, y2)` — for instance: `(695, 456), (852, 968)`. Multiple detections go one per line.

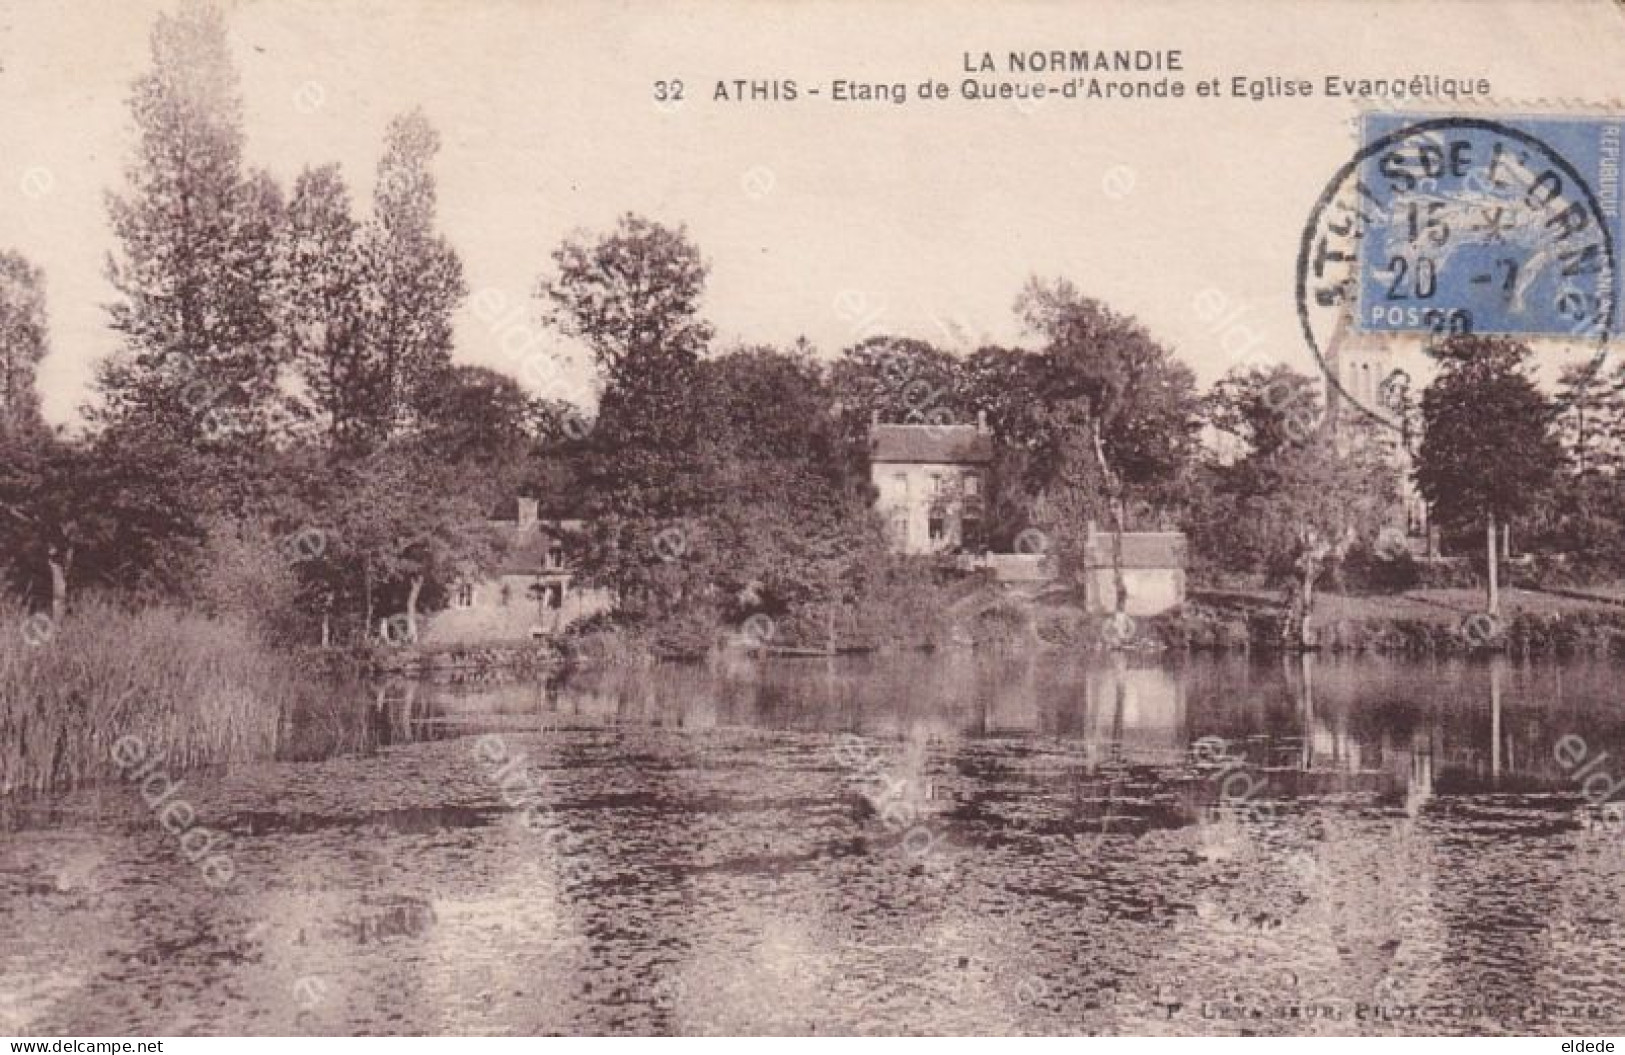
(516, 496), (539, 528)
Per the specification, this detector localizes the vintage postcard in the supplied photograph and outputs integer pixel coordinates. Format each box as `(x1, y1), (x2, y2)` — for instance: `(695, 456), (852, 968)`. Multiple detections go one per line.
(5, 0), (1625, 1044)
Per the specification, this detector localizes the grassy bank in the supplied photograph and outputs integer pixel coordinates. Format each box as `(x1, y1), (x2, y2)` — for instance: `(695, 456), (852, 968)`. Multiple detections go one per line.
(0, 600), (314, 794)
(1154, 587), (1625, 656)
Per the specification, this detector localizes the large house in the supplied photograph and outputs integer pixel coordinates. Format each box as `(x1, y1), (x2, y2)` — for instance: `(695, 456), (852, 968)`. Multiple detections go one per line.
(869, 415), (993, 554)
(421, 498), (611, 645)
(867, 415), (1188, 615)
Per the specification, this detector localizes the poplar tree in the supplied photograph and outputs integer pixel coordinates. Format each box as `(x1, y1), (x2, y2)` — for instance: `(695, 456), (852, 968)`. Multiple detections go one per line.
(0, 251), (48, 437)
(276, 164), (373, 451)
(362, 109), (467, 439)
(99, 0), (282, 446)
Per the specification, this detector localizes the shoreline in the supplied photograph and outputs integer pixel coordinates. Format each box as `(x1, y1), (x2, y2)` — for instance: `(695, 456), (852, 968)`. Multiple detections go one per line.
(309, 591), (1625, 674)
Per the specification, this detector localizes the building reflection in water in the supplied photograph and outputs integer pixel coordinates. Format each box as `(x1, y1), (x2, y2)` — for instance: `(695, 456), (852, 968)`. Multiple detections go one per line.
(1081, 654), (1186, 766)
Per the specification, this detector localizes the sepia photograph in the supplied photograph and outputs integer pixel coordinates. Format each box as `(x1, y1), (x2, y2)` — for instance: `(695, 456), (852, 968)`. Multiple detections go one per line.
(3, 0), (1625, 1042)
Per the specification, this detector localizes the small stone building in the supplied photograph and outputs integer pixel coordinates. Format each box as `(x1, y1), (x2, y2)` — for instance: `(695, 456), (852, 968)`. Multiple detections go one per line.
(1081, 525), (1187, 616)
(870, 417), (993, 554)
(421, 498), (611, 645)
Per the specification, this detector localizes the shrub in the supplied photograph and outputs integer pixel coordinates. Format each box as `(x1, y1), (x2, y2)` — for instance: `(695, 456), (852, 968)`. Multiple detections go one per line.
(1341, 546), (1421, 594)
(561, 620), (661, 669)
(191, 521), (310, 647)
(975, 599), (1035, 648)
(1148, 605), (1250, 650)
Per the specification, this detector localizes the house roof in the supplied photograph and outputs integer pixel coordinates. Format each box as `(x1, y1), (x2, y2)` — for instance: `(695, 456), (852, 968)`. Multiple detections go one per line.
(487, 518), (581, 576)
(870, 424), (993, 465)
(1082, 531), (1187, 570)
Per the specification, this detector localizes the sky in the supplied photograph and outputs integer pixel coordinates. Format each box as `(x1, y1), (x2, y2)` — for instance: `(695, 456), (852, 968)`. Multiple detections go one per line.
(2, 0), (1624, 425)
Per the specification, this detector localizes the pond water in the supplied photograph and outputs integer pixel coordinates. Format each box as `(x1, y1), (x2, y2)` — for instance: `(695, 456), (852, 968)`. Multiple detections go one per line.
(4, 651), (1625, 1036)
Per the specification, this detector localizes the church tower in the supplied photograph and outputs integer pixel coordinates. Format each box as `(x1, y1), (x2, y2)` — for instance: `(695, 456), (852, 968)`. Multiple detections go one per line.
(1323, 316), (1433, 551)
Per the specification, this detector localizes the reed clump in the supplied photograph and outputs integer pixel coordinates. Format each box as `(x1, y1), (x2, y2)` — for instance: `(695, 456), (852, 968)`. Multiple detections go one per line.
(0, 598), (303, 794)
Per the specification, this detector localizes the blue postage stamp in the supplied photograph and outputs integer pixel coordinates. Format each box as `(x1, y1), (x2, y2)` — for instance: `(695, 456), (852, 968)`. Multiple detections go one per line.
(1355, 112), (1623, 339)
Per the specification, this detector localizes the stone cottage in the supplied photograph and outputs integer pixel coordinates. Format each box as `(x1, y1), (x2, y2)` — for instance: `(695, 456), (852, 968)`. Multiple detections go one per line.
(1080, 524), (1187, 616)
(421, 498), (611, 645)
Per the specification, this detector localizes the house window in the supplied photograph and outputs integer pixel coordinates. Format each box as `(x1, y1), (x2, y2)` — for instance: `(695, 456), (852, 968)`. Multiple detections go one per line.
(929, 515), (946, 543)
(499, 583), (512, 607)
(454, 582), (476, 609)
(929, 473), (943, 495)
(964, 472), (980, 497)
(546, 583), (565, 610)
(889, 511), (908, 545)
(547, 544), (564, 570)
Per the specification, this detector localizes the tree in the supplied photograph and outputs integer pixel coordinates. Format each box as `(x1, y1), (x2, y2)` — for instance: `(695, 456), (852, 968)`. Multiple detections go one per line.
(302, 445), (497, 643)
(1189, 366), (1398, 636)
(275, 164), (373, 450)
(418, 365), (542, 467)
(962, 343), (1041, 441)
(1191, 365), (1320, 579)
(0, 251), (48, 437)
(559, 339), (864, 635)
(1243, 425), (1396, 644)
(275, 114), (465, 454)
(1537, 363), (1625, 576)
(417, 364), (549, 513)
(958, 344), (1049, 548)
(1204, 363), (1323, 466)
(99, 0), (283, 446)
(531, 397), (595, 450)
(701, 343), (853, 486)
(539, 213), (712, 386)
(361, 109), (466, 437)
(1555, 361), (1625, 478)
(703, 467), (887, 651)
(829, 336), (969, 431)
(0, 430), (70, 615)
(1007, 279), (1200, 606)
(695, 344), (878, 645)
(1416, 336), (1567, 616)
(538, 215), (713, 539)
(0, 429), (206, 619)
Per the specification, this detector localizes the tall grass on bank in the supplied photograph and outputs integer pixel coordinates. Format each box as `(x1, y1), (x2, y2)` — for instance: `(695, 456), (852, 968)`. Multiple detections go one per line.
(0, 599), (306, 794)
